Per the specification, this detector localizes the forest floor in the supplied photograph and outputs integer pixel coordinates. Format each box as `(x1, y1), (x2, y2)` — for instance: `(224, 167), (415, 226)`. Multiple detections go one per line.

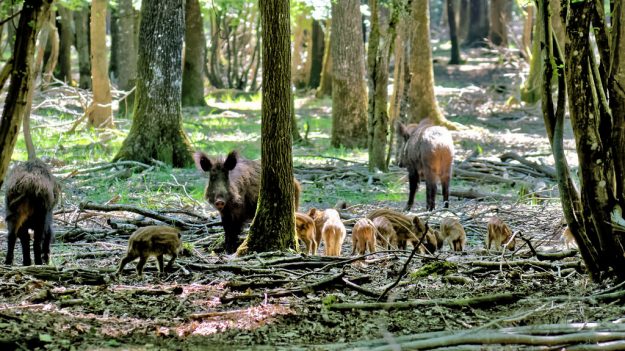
(2, 48), (625, 350)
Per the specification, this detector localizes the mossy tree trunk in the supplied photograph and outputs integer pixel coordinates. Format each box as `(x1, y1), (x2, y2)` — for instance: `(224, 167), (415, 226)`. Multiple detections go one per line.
(292, 12), (312, 89)
(245, 0), (296, 254)
(116, 0), (137, 115)
(541, 0), (625, 281)
(447, 0), (461, 64)
(331, 0), (367, 148)
(0, 0), (52, 189)
(74, 4), (91, 90)
(182, 0), (208, 107)
(57, 4), (73, 83)
(42, 9), (58, 88)
(113, 0), (193, 167)
(406, 0), (455, 130)
(308, 19), (324, 89)
(315, 19), (332, 98)
(89, 0), (113, 128)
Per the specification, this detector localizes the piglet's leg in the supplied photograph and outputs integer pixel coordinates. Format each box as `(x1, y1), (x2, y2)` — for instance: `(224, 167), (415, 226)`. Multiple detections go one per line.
(117, 254), (137, 275)
(156, 254), (165, 273)
(166, 253), (177, 270)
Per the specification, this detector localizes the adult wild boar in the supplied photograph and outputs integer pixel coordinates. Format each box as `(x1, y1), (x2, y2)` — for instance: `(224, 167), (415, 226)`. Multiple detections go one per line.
(398, 118), (454, 211)
(4, 159), (61, 266)
(194, 150), (301, 253)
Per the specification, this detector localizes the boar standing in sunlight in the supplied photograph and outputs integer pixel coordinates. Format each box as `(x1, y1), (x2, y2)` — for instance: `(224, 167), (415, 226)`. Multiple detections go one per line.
(372, 216), (398, 249)
(486, 217), (515, 251)
(194, 150), (301, 253)
(439, 217), (466, 251)
(308, 208), (346, 256)
(351, 218), (377, 255)
(295, 212), (317, 255)
(397, 119), (454, 211)
(117, 226), (182, 276)
(4, 159), (60, 266)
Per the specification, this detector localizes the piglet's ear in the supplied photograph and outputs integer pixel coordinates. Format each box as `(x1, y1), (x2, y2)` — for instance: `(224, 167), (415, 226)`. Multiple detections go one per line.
(308, 208), (317, 218)
(224, 150), (238, 171)
(194, 152), (212, 172)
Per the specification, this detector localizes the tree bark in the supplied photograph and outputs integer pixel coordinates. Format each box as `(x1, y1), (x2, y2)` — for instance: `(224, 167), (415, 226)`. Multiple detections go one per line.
(113, 0), (192, 167)
(458, 0), (469, 42)
(89, 0), (113, 128)
(406, 0), (454, 129)
(206, 10), (225, 89)
(521, 2), (544, 104)
(42, 9), (58, 88)
(182, 0), (207, 107)
(447, 0), (461, 64)
(0, 0), (52, 189)
(331, 0), (368, 148)
(308, 19), (324, 89)
(109, 7), (119, 83)
(116, 0), (137, 115)
(74, 5), (91, 90)
(57, 4), (73, 83)
(292, 12), (312, 89)
(316, 19), (332, 98)
(521, 3), (534, 60)
(245, 0), (296, 254)
(489, 0), (510, 47)
(463, 0), (488, 47)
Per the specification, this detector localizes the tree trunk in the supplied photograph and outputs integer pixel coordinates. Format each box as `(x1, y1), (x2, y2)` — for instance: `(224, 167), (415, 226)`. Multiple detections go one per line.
(89, 0), (113, 128)
(463, 0), (488, 47)
(521, 3), (534, 60)
(113, 0), (192, 167)
(206, 10), (225, 89)
(116, 0), (137, 115)
(407, 0), (453, 129)
(447, 0), (461, 64)
(316, 19), (332, 98)
(489, 0), (510, 47)
(458, 0), (469, 42)
(331, 0), (368, 148)
(0, 0), (52, 189)
(182, 0), (207, 107)
(109, 7), (119, 83)
(57, 5), (73, 83)
(74, 5), (91, 90)
(292, 12), (312, 89)
(308, 19), (324, 89)
(245, 0), (296, 254)
(42, 9), (59, 88)
(521, 3), (544, 104)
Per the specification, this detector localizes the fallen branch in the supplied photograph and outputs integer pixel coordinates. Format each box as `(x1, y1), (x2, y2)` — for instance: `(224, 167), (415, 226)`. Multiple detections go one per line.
(468, 259), (583, 271)
(500, 151), (557, 179)
(329, 292), (522, 311)
(1, 266), (111, 285)
(79, 202), (199, 228)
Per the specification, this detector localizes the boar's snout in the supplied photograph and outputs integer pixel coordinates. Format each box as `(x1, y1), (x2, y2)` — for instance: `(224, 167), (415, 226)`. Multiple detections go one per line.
(213, 198), (226, 210)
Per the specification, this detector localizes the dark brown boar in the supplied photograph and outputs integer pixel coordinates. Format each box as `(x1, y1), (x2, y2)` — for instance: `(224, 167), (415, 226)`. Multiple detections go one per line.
(351, 218), (376, 255)
(397, 118), (454, 211)
(486, 217), (515, 251)
(117, 226), (182, 276)
(194, 150), (301, 253)
(4, 159), (60, 266)
(295, 212), (317, 255)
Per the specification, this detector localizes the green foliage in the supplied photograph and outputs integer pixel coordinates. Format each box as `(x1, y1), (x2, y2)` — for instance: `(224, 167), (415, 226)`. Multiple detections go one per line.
(410, 261), (458, 279)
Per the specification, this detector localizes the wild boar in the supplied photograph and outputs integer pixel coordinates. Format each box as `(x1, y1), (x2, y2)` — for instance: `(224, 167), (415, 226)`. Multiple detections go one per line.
(117, 226), (182, 276)
(308, 208), (346, 256)
(397, 119), (454, 211)
(439, 217), (466, 251)
(351, 218), (377, 255)
(367, 209), (432, 253)
(486, 217), (515, 251)
(295, 212), (317, 255)
(4, 159), (60, 266)
(194, 150), (301, 253)
(372, 216), (398, 249)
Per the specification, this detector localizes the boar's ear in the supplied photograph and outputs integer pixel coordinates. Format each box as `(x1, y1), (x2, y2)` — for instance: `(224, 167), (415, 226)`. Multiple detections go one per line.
(194, 152), (212, 172)
(224, 151), (239, 171)
(396, 122), (410, 141)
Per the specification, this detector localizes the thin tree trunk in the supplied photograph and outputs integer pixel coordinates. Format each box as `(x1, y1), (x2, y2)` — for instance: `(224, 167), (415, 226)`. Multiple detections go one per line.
(182, 0), (208, 106)
(207, 10), (225, 89)
(89, 0), (113, 128)
(458, 0), (469, 42)
(463, 0), (489, 47)
(521, 3), (534, 60)
(316, 19), (332, 98)
(113, 0), (192, 167)
(0, 0), (52, 189)
(389, 18), (407, 166)
(117, 0), (137, 115)
(489, 0), (510, 47)
(521, 3), (544, 104)
(74, 5), (91, 90)
(448, 0), (461, 64)
(245, 0), (296, 254)
(57, 5), (73, 83)
(331, 0), (368, 148)
(42, 9), (59, 88)
(308, 19), (324, 89)
(109, 7), (119, 82)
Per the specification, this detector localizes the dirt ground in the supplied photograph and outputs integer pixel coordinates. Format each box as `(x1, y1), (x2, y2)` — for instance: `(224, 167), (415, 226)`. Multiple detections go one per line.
(2, 49), (625, 350)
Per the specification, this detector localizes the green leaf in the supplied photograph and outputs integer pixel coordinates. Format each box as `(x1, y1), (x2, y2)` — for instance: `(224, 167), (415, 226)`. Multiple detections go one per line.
(39, 334), (53, 342)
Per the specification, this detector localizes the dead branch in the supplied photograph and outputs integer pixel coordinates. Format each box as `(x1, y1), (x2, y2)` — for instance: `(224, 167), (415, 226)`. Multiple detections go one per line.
(468, 259), (583, 271)
(79, 202), (201, 228)
(454, 168), (531, 188)
(328, 292), (522, 311)
(500, 151), (557, 178)
(0, 266), (110, 285)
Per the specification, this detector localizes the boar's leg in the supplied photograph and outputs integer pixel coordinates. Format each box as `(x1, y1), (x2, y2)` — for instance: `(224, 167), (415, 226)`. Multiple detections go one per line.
(405, 169), (420, 211)
(156, 254), (165, 273)
(117, 254), (138, 275)
(222, 218), (244, 254)
(136, 255), (148, 276)
(42, 211), (54, 264)
(32, 218), (46, 265)
(166, 253), (177, 270)
(425, 177), (437, 211)
(441, 175), (451, 208)
(18, 226), (32, 266)
(5, 219), (17, 265)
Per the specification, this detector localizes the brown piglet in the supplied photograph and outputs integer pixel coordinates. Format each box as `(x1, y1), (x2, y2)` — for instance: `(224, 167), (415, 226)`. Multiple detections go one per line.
(295, 212), (317, 255)
(372, 216), (398, 249)
(117, 226), (182, 276)
(486, 217), (515, 251)
(439, 217), (466, 251)
(351, 218), (377, 255)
